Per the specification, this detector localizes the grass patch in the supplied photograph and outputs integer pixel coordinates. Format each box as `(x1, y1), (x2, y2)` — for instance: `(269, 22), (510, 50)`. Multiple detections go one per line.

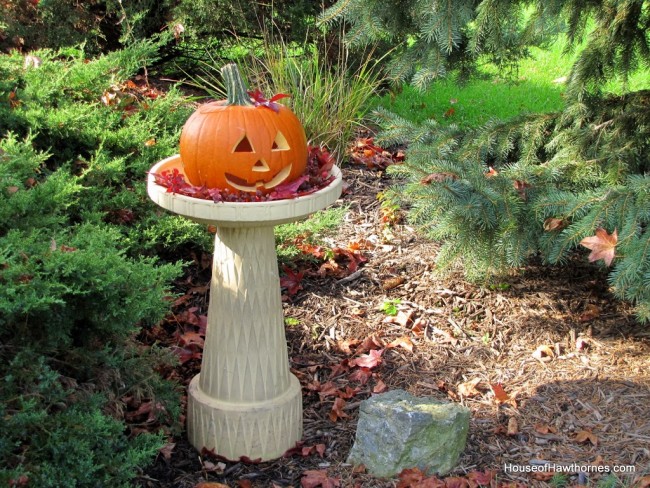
(372, 34), (649, 128)
(275, 206), (348, 261)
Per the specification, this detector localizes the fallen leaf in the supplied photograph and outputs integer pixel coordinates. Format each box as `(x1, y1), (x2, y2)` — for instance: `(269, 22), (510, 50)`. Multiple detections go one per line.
(513, 180), (531, 199)
(349, 349), (384, 369)
(634, 475), (650, 488)
(574, 429), (598, 446)
(580, 228), (618, 266)
(337, 338), (360, 355)
(457, 378), (482, 398)
(373, 379), (387, 393)
(158, 442), (175, 460)
(466, 470), (495, 486)
(195, 483), (229, 488)
(443, 107), (455, 118)
(543, 217), (567, 232)
(383, 310), (414, 327)
(532, 344), (555, 362)
(411, 317), (426, 336)
(280, 265), (305, 296)
(485, 166), (498, 178)
(421, 172), (458, 184)
(236, 481), (253, 488)
(579, 304), (600, 322)
(532, 471), (556, 481)
(534, 423), (557, 435)
(397, 467), (425, 487)
(348, 367), (372, 385)
(443, 476), (470, 488)
(317, 381), (339, 399)
(301, 469), (340, 488)
(328, 397), (349, 422)
(388, 335), (414, 352)
(490, 383), (511, 404)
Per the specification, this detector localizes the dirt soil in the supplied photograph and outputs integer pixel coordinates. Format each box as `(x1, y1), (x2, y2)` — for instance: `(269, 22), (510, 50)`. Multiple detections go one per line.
(138, 163), (650, 488)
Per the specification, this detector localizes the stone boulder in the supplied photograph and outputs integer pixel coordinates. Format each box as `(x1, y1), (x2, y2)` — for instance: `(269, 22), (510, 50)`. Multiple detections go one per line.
(347, 389), (470, 477)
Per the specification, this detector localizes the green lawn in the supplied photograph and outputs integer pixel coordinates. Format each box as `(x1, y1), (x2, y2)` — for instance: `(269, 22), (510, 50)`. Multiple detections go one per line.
(372, 35), (650, 128)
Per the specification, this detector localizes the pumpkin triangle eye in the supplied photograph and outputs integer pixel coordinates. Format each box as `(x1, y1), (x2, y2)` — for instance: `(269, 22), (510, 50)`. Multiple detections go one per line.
(233, 135), (254, 152)
(272, 131), (290, 151)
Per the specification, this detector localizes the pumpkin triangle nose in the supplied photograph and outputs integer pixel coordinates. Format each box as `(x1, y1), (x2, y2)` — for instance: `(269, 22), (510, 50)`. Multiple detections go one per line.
(252, 159), (270, 172)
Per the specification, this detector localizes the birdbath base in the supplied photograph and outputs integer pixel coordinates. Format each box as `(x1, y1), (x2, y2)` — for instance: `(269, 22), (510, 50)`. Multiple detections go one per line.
(188, 374), (302, 460)
(147, 155), (342, 461)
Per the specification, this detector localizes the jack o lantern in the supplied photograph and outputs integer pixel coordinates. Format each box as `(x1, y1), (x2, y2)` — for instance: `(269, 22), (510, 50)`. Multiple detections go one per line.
(179, 63), (308, 193)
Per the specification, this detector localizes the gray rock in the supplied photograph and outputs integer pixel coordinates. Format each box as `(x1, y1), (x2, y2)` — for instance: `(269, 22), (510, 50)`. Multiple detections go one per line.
(347, 389), (470, 477)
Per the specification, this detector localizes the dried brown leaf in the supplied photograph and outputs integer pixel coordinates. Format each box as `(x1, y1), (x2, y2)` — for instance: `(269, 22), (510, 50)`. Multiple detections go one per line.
(457, 378), (482, 398)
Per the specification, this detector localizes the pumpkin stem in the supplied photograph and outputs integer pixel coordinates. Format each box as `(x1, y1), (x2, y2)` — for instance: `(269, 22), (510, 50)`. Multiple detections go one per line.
(221, 63), (254, 107)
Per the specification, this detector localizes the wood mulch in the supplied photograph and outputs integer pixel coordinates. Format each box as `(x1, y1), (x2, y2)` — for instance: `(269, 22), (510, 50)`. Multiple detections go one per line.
(138, 163), (650, 488)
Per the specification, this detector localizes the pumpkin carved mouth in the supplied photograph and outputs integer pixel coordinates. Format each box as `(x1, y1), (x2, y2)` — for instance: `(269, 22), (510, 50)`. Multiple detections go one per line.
(225, 164), (292, 192)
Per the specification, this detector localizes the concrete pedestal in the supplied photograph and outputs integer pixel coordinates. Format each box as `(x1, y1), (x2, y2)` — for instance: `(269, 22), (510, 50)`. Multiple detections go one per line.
(147, 155), (342, 460)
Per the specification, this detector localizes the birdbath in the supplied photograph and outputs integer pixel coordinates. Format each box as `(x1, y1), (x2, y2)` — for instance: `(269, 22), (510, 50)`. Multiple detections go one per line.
(147, 154), (342, 461)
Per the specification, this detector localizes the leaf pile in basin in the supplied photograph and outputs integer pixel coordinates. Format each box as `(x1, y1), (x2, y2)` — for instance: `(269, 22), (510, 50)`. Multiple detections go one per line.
(151, 145), (336, 202)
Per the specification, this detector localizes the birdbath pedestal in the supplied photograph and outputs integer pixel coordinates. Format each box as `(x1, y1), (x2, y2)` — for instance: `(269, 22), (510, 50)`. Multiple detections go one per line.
(147, 155), (342, 461)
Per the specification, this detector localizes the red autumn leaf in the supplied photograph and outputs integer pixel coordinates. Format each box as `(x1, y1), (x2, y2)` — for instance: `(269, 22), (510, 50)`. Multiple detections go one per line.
(329, 397), (349, 422)
(356, 335), (386, 354)
(317, 381), (339, 399)
(236, 480), (253, 488)
(443, 477), (471, 488)
(490, 383), (510, 404)
(348, 367), (372, 385)
(349, 349), (384, 369)
(337, 385), (360, 399)
(178, 331), (204, 348)
(329, 359), (350, 378)
(443, 107), (455, 118)
(301, 470), (340, 488)
(466, 469), (496, 486)
(315, 443), (326, 457)
(170, 345), (202, 364)
(280, 265), (305, 296)
(397, 467), (426, 488)
(580, 227), (618, 266)
(485, 166), (498, 178)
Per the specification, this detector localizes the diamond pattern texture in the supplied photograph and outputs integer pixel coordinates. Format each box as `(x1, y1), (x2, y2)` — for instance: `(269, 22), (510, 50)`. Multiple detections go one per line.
(188, 225), (302, 460)
(188, 375), (303, 461)
(199, 226), (290, 402)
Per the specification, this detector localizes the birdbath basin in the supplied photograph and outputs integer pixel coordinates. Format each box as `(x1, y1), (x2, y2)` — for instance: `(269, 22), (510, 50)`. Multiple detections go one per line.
(147, 154), (342, 461)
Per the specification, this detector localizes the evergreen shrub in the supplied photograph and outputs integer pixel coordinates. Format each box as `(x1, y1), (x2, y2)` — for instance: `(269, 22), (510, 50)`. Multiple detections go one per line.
(0, 40), (193, 485)
(326, 0), (650, 321)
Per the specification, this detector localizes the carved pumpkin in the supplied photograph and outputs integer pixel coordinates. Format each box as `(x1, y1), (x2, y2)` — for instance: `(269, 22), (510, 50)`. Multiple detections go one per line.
(179, 63), (308, 193)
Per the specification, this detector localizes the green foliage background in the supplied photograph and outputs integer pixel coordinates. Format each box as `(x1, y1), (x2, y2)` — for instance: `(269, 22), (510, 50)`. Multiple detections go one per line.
(0, 39), (197, 485)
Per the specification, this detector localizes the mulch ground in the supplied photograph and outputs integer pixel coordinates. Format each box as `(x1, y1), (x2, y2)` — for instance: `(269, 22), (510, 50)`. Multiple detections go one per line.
(137, 161), (650, 488)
